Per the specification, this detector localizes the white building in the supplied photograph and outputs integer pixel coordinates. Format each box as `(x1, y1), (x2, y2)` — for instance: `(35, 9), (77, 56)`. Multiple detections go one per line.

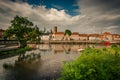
(41, 35), (50, 41)
(89, 34), (100, 41)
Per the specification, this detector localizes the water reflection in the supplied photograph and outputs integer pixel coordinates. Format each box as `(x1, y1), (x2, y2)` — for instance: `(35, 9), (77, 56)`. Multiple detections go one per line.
(3, 51), (42, 80)
(36, 44), (104, 54)
(0, 44), (106, 80)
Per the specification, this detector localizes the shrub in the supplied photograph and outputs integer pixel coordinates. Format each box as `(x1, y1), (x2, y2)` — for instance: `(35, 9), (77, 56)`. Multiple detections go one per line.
(59, 46), (120, 80)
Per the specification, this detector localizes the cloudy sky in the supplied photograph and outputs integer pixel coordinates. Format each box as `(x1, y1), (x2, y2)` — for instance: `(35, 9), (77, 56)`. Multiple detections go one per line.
(0, 0), (120, 34)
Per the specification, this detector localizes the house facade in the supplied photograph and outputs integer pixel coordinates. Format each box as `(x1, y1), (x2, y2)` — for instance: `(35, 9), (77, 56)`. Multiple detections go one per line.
(112, 34), (120, 41)
(52, 32), (64, 40)
(79, 34), (88, 41)
(89, 34), (100, 41)
(102, 32), (112, 41)
(70, 32), (79, 40)
(41, 35), (50, 41)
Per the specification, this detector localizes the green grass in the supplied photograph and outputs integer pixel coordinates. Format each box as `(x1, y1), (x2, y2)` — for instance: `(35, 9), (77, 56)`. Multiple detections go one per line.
(59, 44), (120, 80)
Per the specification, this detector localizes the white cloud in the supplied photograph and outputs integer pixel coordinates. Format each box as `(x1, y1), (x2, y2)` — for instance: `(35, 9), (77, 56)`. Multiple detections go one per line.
(0, 1), (84, 32)
(0, 0), (120, 34)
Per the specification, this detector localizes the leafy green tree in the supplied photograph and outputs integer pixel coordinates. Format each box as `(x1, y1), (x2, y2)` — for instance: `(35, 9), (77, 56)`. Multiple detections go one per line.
(64, 29), (72, 36)
(4, 15), (41, 47)
(59, 46), (120, 80)
(27, 25), (42, 43)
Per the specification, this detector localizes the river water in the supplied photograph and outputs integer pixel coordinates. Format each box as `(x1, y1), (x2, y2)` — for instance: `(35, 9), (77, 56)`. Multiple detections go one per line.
(0, 44), (105, 80)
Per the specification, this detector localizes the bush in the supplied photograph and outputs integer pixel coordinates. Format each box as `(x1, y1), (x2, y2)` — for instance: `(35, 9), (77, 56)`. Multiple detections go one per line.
(59, 46), (120, 80)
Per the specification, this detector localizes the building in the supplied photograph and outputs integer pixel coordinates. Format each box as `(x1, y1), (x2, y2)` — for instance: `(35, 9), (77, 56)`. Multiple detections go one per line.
(41, 34), (50, 41)
(52, 32), (64, 40)
(112, 34), (120, 41)
(79, 34), (88, 41)
(50, 26), (120, 41)
(102, 32), (112, 41)
(70, 32), (79, 40)
(89, 34), (100, 41)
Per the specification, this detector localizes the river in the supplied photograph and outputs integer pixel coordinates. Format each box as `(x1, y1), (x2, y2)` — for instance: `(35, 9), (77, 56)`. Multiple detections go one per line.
(0, 44), (105, 80)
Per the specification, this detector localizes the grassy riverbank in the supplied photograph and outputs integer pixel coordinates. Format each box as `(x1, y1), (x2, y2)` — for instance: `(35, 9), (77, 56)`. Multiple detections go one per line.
(0, 46), (32, 59)
(59, 45), (120, 80)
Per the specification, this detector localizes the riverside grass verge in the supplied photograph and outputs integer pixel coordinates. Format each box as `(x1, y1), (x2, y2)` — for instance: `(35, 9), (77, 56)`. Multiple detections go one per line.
(0, 46), (32, 59)
(59, 44), (120, 80)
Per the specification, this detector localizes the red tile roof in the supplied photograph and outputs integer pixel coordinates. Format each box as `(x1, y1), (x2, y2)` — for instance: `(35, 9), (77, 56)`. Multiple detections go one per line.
(72, 32), (79, 35)
(89, 34), (100, 37)
(79, 34), (88, 37)
(112, 34), (120, 38)
(54, 32), (64, 34)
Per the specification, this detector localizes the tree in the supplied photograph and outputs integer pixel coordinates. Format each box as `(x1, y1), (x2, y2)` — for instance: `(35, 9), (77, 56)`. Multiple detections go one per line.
(64, 29), (72, 36)
(27, 25), (42, 43)
(4, 15), (41, 47)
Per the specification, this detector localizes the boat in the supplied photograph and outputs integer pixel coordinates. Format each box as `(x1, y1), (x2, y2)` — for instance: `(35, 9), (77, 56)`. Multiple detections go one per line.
(77, 48), (84, 52)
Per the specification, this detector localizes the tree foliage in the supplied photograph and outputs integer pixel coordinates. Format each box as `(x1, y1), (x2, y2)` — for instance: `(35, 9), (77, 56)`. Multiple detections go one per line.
(59, 45), (120, 80)
(64, 29), (72, 36)
(4, 15), (42, 47)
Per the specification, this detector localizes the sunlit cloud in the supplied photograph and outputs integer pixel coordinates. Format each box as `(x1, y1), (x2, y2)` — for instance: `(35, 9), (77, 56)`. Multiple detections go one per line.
(0, 0), (120, 34)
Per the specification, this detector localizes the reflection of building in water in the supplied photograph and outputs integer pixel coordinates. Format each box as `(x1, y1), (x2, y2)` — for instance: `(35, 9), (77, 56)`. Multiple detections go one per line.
(53, 44), (64, 53)
(63, 44), (71, 54)
(79, 44), (88, 49)
(71, 45), (80, 51)
(27, 44), (36, 48)
(36, 44), (51, 51)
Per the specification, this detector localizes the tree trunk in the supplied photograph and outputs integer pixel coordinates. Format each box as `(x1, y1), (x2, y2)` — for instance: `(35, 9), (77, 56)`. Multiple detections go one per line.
(18, 40), (27, 48)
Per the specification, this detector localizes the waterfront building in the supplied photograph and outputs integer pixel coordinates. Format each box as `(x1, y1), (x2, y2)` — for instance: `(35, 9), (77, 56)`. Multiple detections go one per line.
(70, 32), (79, 40)
(79, 34), (88, 41)
(50, 26), (120, 42)
(52, 32), (64, 40)
(41, 34), (50, 41)
(112, 34), (120, 41)
(102, 32), (112, 41)
(88, 34), (100, 41)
